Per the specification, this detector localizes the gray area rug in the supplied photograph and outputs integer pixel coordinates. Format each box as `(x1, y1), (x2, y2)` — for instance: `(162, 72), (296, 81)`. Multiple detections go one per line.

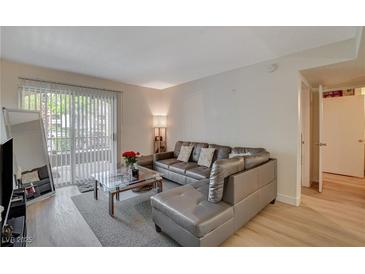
(76, 180), (96, 193)
(55, 178), (96, 192)
(71, 181), (180, 247)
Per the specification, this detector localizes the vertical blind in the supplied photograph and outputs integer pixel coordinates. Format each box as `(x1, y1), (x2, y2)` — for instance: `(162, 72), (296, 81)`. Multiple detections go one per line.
(19, 79), (118, 186)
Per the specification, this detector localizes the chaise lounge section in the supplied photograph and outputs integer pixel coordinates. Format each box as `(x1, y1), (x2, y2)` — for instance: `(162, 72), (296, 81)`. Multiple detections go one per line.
(151, 141), (277, 246)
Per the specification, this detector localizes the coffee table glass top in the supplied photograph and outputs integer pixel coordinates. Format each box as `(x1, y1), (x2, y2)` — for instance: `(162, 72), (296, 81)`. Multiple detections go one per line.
(92, 166), (161, 192)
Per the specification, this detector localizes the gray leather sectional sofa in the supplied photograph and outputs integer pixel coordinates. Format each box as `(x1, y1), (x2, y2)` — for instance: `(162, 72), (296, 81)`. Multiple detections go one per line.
(150, 141), (277, 246)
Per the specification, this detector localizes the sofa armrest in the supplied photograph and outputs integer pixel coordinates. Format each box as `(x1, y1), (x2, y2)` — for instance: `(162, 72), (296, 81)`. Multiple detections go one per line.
(153, 151), (175, 161)
(208, 157), (245, 203)
(137, 155), (153, 167)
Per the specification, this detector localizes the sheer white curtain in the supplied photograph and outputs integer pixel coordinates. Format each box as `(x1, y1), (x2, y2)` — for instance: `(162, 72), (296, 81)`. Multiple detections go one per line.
(19, 79), (118, 186)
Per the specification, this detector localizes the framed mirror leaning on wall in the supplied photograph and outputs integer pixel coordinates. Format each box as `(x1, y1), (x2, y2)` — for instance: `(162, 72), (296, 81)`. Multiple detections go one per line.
(2, 108), (55, 204)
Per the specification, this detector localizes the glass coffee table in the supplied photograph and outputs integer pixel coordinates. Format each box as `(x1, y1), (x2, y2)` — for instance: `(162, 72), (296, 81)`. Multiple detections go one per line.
(92, 166), (163, 217)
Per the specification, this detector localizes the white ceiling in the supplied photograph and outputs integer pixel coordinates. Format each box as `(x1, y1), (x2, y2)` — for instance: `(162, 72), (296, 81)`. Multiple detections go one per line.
(301, 28), (365, 89)
(0, 26), (359, 89)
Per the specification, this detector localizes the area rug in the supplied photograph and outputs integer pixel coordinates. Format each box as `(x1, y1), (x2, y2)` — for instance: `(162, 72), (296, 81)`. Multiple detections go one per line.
(55, 177), (96, 191)
(71, 182), (179, 247)
(76, 179), (96, 193)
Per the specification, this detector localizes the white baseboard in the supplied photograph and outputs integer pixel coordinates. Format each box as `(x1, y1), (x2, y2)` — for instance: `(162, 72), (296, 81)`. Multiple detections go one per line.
(277, 193), (301, 206)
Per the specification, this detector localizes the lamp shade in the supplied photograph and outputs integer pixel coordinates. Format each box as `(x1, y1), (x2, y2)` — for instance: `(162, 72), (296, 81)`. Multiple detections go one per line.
(153, 115), (167, 128)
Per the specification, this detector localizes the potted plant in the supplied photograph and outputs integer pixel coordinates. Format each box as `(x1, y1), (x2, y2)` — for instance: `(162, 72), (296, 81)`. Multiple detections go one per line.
(122, 151), (140, 179)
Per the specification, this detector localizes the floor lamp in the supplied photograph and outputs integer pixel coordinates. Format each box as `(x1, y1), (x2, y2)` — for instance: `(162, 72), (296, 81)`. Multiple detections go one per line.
(153, 115), (167, 153)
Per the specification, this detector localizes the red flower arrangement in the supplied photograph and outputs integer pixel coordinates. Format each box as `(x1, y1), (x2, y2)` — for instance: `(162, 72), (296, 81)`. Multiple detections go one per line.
(122, 151), (140, 166)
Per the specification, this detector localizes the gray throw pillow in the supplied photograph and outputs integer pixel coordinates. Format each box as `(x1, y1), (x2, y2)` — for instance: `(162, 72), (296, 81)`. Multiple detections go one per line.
(177, 145), (194, 162)
(198, 147), (215, 167)
(208, 157), (245, 203)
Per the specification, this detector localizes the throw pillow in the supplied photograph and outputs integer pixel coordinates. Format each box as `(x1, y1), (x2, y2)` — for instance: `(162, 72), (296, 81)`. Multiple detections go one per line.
(21, 171), (40, 184)
(177, 145), (194, 162)
(198, 147), (216, 168)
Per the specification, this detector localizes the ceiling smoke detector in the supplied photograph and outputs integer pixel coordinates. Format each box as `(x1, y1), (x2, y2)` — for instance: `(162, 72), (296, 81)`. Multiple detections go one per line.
(267, 64), (278, 73)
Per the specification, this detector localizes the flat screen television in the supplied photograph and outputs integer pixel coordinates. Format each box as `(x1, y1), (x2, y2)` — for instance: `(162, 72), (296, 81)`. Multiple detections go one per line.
(0, 138), (14, 228)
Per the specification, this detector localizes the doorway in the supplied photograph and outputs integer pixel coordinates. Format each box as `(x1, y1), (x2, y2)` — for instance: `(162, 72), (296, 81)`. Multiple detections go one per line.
(315, 86), (365, 192)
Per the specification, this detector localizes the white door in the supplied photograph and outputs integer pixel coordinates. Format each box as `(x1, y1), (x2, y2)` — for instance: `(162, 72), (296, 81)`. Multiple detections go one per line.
(322, 94), (365, 178)
(301, 82), (311, 187)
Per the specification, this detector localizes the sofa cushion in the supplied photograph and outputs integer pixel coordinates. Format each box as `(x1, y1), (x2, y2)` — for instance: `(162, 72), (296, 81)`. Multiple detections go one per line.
(186, 166), (211, 180)
(231, 147), (270, 169)
(209, 144), (231, 162)
(190, 142), (209, 162)
(244, 152), (270, 170)
(151, 182), (233, 238)
(169, 162), (198, 175)
(229, 152), (251, 158)
(154, 158), (181, 169)
(232, 147), (266, 154)
(231, 147), (245, 154)
(174, 141), (191, 158)
(190, 179), (210, 192)
(177, 145), (194, 162)
(197, 147), (215, 168)
(209, 157), (245, 203)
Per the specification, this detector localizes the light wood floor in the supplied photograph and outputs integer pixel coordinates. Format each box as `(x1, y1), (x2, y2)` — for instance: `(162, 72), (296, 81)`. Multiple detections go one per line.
(27, 173), (365, 246)
(27, 186), (101, 246)
(222, 173), (365, 246)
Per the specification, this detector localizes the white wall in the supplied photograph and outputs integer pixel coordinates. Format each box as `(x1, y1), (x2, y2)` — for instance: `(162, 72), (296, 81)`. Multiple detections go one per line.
(0, 59), (165, 164)
(163, 38), (358, 206)
(0, 38), (359, 206)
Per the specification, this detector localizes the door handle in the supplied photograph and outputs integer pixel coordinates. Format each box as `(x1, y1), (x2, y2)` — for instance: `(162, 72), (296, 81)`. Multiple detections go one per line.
(316, 143), (327, 146)
(359, 139), (365, 143)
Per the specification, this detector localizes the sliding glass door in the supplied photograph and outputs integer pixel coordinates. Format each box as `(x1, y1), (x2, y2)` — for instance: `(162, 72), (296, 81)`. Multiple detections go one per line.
(20, 79), (117, 186)
(73, 94), (116, 184)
